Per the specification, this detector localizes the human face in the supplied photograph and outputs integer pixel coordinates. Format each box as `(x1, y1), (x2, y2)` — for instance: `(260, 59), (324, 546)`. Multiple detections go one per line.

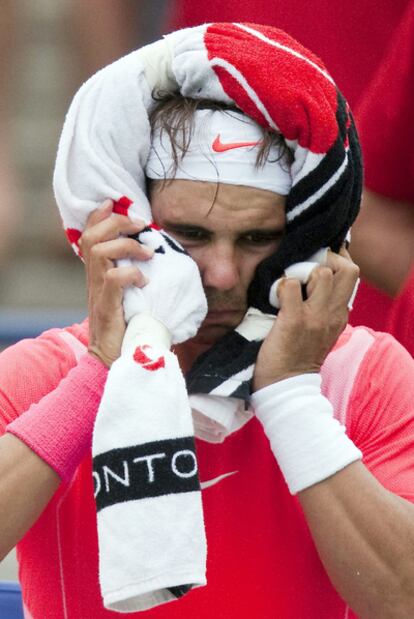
(150, 179), (286, 357)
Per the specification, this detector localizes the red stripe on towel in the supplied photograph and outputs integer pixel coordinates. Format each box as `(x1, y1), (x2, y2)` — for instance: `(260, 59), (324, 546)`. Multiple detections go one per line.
(205, 22), (339, 153)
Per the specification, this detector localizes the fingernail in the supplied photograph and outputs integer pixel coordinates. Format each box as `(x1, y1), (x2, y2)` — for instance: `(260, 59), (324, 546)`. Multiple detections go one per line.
(100, 199), (113, 211)
(135, 275), (149, 287)
(142, 246), (154, 257)
(130, 216), (145, 227)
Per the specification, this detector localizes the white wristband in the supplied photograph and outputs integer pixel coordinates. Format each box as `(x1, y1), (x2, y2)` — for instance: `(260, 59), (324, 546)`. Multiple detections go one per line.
(251, 374), (362, 494)
(121, 314), (172, 356)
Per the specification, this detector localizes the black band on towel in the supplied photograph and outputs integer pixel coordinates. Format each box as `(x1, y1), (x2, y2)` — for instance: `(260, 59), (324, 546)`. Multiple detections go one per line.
(93, 436), (200, 512)
(168, 584), (193, 598)
(186, 331), (261, 399)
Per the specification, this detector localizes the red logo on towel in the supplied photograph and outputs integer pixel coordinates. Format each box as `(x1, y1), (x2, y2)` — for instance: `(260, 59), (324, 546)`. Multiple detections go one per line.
(212, 134), (261, 152)
(113, 196), (133, 217)
(133, 345), (165, 371)
(65, 228), (83, 257)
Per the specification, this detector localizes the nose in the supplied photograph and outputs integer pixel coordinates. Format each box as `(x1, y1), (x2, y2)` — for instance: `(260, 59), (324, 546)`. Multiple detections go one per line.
(201, 243), (240, 291)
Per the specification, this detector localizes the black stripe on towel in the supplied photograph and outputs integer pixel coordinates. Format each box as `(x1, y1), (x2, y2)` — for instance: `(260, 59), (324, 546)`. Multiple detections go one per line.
(93, 436), (200, 512)
(168, 584), (193, 598)
(186, 331), (261, 398)
(285, 90), (350, 213)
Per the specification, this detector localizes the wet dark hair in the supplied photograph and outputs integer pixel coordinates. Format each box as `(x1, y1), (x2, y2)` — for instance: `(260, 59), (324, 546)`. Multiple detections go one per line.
(148, 91), (294, 181)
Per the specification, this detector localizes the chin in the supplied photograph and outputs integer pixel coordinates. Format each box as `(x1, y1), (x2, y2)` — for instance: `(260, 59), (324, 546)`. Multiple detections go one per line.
(180, 315), (244, 364)
(176, 323), (235, 372)
(190, 324), (232, 349)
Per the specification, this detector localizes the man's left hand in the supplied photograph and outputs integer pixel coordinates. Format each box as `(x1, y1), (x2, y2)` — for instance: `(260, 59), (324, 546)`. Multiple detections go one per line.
(253, 248), (359, 391)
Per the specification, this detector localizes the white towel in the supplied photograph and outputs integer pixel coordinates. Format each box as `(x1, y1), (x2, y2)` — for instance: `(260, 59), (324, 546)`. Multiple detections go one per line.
(91, 233), (208, 611)
(93, 333), (207, 611)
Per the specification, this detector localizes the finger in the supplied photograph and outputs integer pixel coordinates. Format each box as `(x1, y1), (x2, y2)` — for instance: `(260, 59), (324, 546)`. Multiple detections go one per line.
(277, 278), (303, 318)
(338, 245), (352, 260)
(100, 266), (148, 312)
(326, 247), (356, 274)
(325, 250), (360, 307)
(305, 265), (334, 307)
(86, 238), (154, 294)
(89, 237), (154, 267)
(86, 200), (114, 227)
(81, 214), (146, 254)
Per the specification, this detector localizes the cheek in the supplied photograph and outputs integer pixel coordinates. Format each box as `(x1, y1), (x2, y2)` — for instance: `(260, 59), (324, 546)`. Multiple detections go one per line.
(241, 245), (278, 282)
(180, 246), (204, 271)
(189, 247), (276, 280)
(241, 254), (266, 285)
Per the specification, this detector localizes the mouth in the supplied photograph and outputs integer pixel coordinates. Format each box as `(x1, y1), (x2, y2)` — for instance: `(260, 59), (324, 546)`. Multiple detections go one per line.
(190, 309), (246, 348)
(204, 309), (244, 322)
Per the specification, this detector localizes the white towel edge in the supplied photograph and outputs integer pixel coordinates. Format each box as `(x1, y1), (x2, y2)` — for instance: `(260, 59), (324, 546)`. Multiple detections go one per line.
(104, 570), (206, 612)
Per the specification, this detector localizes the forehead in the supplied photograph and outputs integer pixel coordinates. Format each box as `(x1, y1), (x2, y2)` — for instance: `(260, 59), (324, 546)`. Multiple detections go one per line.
(150, 179), (286, 231)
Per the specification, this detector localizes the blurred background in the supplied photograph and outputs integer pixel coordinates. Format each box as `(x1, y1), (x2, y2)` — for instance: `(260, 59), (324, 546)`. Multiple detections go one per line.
(0, 0), (168, 582)
(1, 0), (413, 586)
(0, 0), (167, 351)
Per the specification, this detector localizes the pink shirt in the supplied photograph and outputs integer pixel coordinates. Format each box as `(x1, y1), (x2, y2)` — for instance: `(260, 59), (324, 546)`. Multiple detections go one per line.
(1, 321), (414, 618)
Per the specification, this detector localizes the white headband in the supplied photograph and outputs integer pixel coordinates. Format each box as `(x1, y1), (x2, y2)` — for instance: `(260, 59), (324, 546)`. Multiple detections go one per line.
(146, 108), (292, 195)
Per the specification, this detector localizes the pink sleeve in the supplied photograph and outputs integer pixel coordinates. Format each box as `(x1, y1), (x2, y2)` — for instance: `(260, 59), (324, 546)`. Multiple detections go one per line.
(348, 333), (414, 502)
(0, 328), (108, 481)
(7, 354), (107, 481)
(0, 330), (80, 433)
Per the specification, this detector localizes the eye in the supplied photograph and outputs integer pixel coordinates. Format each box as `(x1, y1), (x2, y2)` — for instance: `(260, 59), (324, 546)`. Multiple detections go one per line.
(167, 227), (209, 242)
(241, 231), (282, 246)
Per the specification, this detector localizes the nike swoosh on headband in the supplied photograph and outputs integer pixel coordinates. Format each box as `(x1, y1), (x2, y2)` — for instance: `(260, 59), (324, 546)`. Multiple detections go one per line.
(212, 134), (262, 152)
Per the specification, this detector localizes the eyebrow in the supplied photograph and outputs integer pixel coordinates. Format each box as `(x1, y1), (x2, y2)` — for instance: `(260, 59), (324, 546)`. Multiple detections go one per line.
(163, 222), (285, 236)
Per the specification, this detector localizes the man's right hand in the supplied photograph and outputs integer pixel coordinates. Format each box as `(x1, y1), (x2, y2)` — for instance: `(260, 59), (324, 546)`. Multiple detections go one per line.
(80, 200), (154, 367)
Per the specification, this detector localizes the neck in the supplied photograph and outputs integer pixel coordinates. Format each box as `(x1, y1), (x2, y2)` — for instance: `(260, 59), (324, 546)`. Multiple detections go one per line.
(174, 340), (212, 374)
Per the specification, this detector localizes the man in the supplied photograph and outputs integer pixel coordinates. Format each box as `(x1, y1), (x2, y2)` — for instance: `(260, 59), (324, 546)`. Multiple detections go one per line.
(2, 27), (414, 617)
